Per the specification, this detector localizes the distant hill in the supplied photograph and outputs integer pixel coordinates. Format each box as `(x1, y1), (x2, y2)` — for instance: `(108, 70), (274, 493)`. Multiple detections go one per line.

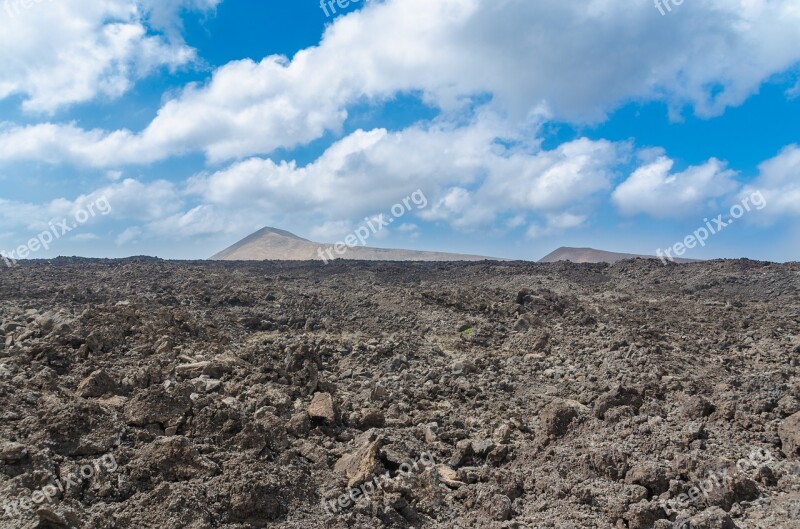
(539, 247), (698, 264)
(210, 227), (503, 262)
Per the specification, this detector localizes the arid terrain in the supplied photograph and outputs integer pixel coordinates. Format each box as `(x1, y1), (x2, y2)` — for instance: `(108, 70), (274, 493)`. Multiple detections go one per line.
(538, 248), (699, 265)
(210, 228), (500, 262)
(1, 258), (799, 529)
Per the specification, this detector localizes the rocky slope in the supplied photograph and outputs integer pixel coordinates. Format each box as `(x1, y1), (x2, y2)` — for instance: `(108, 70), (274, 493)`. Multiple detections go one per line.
(210, 227), (500, 262)
(539, 247), (699, 264)
(0, 258), (798, 528)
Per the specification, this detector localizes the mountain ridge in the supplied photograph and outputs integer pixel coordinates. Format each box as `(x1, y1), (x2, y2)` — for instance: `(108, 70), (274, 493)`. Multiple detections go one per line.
(210, 228), (701, 264)
(210, 227), (503, 262)
(539, 246), (699, 264)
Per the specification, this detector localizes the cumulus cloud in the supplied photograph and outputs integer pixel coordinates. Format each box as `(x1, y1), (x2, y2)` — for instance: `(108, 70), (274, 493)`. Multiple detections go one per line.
(3, 0), (800, 165)
(740, 145), (800, 218)
(2, 140), (794, 251)
(396, 223), (419, 233)
(612, 156), (739, 218)
(0, 0), (218, 113)
(72, 233), (100, 242)
(0, 115), (618, 241)
(116, 226), (143, 246)
(186, 116), (625, 234)
(526, 212), (587, 239)
(141, 0), (222, 40)
(310, 221), (356, 242)
(2, 0), (798, 251)
(0, 178), (182, 236)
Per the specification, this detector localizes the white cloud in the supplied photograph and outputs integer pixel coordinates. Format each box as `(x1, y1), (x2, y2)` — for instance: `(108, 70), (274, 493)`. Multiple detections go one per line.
(506, 215), (526, 229)
(1, 141), (794, 252)
(0, 122), (789, 251)
(310, 221), (355, 242)
(481, 138), (624, 212)
(0, 178), (182, 235)
(72, 233), (100, 242)
(527, 212), (587, 239)
(79, 178), (183, 221)
(146, 205), (228, 238)
(396, 223), (419, 233)
(741, 144), (800, 218)
(0, 115), (615, 241)
(116, 226), (142, 246)
(421, 187), (494, 229)
(0, 0), (218, 113)
(612, 156), (739, 218)
(3, 0), (800, 166)
(788, 79), (800, 99)
(396, 223), (420, 239)
(1, 0), (798, 252)
(0, 123), (169, 167)
(140, 0), (222, 40)
(186, 116), (624, 234)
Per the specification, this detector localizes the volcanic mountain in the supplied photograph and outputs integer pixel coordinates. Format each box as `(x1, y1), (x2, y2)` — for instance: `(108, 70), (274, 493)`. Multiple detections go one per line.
(209, 227), (502, 262)
(539, 247), (699, 264)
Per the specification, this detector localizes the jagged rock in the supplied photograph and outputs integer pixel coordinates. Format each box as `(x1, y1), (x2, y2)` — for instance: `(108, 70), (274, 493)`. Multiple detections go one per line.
(131, 436), (219, 482)
(625, 463), (670, 495)
(0, 441), (28, 462)
(36, 506), (82, 528)
(449, 439), (474, 467)
(308, 392), (336, 423)
(0, 256), (796, 528)
(176, 361), (210, 379)
(124, 386), (191, 428)
(435, 465), (465, 488)
(679, 421), (705, 446)
(594, 386), (642, 419)
(589, 448), (629, 480)
(355, 408), (385, 428)
(76, 369), (119, 398)
(370, 383), (389, 401)
(422, 422), (439, 443)
(539, 399), (588, 439)
(488, 494), (513, 521)
(513, 313), (539, 332)
(493, 424), (512, 444)
(286, 412), (311, 437)
(694, 462), (760, 511)
(334, 437), (383, 488)
(687, 507), (736, 529)
(624, 500), (665, 529)
(682, 395), (716, 419)
(779, 412), (800, 459)
(85, 332), (108, 353)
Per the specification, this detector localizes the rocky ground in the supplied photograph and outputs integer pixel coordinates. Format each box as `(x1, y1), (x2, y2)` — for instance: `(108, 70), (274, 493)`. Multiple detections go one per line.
(0, 257), (799, 529)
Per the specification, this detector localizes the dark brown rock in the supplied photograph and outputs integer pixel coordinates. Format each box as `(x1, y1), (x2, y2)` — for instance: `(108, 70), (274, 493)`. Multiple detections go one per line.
(76, 369), (119, 398)
(540, 399), (587, 439)
(308, 392), (337, 424)
(779, 412), (800, 459)
(594, 386), (642, 419)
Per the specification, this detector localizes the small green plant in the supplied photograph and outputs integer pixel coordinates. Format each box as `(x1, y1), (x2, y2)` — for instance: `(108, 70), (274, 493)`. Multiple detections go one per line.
(461, 327), (474, 336)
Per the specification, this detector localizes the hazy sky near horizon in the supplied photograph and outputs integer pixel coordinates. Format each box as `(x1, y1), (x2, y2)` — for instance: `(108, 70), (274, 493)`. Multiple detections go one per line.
(0, 0), (798, 262)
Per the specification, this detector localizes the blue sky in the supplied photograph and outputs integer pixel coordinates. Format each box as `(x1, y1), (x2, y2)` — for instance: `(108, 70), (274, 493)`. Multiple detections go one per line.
(0, 0), (798, 262)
